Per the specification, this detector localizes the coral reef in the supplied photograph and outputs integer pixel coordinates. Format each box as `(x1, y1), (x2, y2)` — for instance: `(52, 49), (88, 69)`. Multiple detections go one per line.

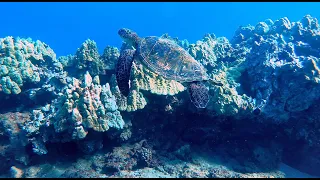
(100, 46), (120, 70)
(0, 14), (319, 178)
(231, 15), (320, 122)
(99, 140), (159, 173)
(185, 31), (256, 117)
(58, 40), (120, 77)
(52, 71), (124, 140)
(188, 33), (233, 69)
(0, 37), (62, 95)
(109, 74), (147, 112)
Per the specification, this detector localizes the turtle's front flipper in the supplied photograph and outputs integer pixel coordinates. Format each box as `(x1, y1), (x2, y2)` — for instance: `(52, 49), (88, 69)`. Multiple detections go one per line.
(116, 49), (135, 97)
(187, 81), (209, 108)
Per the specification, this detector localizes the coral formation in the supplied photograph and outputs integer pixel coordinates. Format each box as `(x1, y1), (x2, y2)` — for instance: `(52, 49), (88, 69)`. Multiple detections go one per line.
(52, 71), (124, 140)
(100, 46), (120, 70)
(58, 40), (121, 77)
(188, 33), (233, 69)
(73, 39), (103, 76)
(185, 32), (256, 117)
(0, 36), (62, 95)
(0, 112), (31, 166)
(110, 74), (147, 112)
(0, 14), (319, 178)
(231, 14), (320, 122)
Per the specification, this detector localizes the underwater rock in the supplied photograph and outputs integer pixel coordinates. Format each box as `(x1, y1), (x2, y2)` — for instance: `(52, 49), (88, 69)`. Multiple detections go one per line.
(59, 159), (105, 178)
(60, 169), (104, 178)
(254, 22), (270, 35)
(231, 15), (320, 122)
(77, 138), (103, 154)
(23, 109), (47, 136)
(271, 17), (292, 34)
(57, 54), (74, 68)
(225, 15), (320, 175)
(205, 68), (256, 117)
(231, 25), (255, 44)
(92, 140), (157, 175)
(100, 140), (159, 173)
(30, 138), (48, 155)
(10, 166), (24, 178)
(160, 33), (190, 50)
(188, 33), (233, 70)
(173, 144), (191, 161)
(186, 33), (255, 117)
(0, 112), (31, 167)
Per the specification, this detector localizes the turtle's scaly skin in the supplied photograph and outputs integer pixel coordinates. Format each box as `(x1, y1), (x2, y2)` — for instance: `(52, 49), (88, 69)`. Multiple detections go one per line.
(137, 36), (208, 83)
(187, 81), (209, 108)
(116, 49), (135, 97)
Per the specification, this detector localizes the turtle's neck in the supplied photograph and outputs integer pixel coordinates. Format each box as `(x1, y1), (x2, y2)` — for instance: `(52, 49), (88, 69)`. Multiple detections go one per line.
(130, 33), (140, 48)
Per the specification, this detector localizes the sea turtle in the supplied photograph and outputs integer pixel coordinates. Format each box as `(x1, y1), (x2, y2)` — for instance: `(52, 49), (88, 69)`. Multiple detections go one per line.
(115, 28), (210, 108)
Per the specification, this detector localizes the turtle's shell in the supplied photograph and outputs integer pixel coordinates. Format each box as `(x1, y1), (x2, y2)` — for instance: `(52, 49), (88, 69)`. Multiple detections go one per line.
(137, 36), (208, 82)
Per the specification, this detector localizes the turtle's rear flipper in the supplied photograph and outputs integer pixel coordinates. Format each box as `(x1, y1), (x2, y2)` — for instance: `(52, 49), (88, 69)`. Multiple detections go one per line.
(116, 49), (135, 97)
(187, 81), (209, 108)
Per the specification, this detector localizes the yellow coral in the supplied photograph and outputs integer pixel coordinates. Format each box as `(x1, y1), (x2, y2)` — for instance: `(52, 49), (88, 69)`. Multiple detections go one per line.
(110, 75), (147, 112)
(207, 69), (255, 116)
(126, 90), (147, 112)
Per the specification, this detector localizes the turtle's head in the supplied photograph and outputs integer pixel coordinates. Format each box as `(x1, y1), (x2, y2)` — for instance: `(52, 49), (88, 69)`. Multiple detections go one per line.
(118, 28), (140, 48)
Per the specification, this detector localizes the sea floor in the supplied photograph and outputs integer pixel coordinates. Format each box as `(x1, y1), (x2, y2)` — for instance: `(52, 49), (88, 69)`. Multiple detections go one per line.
(279, 163), (317, 178)
(1, 142), (317, 178)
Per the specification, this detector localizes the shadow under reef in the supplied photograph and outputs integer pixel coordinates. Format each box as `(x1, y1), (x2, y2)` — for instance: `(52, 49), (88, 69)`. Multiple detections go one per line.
(126, 97), (285, 174)
(0, 91), (317, 178)
(0, 129), (121, 177)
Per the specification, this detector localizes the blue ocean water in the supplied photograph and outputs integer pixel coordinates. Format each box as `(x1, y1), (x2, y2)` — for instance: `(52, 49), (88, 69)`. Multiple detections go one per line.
(0, 2), (320, 178)
(1, 2), (319, 56)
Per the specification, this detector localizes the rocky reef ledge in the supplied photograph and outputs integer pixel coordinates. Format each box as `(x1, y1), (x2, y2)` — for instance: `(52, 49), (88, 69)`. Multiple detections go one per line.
(0, 15), (319, 178)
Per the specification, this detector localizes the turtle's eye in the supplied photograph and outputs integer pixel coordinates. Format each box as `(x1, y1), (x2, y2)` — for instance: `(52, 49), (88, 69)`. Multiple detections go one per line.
(118, 28), (129, 37)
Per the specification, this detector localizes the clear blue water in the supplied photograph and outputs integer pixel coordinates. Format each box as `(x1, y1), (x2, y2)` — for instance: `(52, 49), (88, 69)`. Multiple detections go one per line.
(1, 2), (320, 57)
